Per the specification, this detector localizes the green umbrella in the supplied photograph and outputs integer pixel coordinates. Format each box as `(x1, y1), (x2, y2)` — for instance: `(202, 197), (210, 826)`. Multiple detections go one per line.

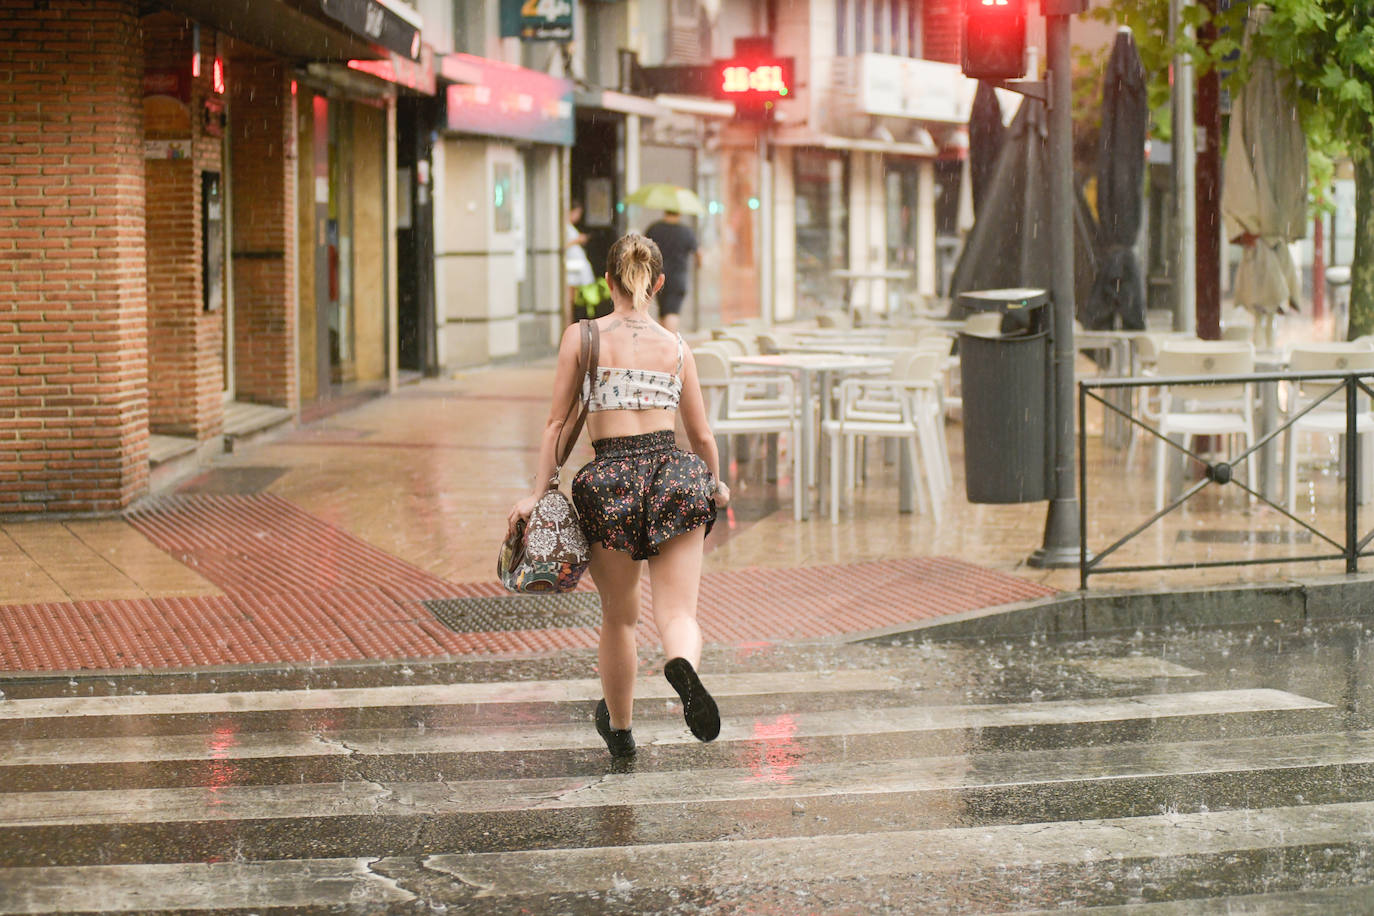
(623, 183), (705, 215)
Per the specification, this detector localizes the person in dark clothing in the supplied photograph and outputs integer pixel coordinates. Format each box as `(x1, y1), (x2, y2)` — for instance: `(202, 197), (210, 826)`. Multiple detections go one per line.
(644, 211), (701, 333)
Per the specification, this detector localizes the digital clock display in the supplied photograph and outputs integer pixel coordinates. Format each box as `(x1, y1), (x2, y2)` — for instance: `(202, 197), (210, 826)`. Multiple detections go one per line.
(721, 65), (788, 96)
(711, 57), (795, 102)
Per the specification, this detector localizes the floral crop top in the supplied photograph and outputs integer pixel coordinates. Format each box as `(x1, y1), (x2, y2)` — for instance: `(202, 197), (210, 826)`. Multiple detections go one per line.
(584, 334), (685, 412)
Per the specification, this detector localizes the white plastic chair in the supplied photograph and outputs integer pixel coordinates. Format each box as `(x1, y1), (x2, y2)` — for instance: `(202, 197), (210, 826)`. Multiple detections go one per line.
(694, 349), (804, 520)
(756, 331), (799, 355)
(822, 353), (946, 523)
(710, 329), (756, 355)
(1283, 342), (1374, 512)
(706, 335), (747, 358)
(1153, 340), (1256, 509)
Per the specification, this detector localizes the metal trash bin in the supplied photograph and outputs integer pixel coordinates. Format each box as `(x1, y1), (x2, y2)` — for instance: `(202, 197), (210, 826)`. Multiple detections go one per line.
(958, 288), (1051, 503)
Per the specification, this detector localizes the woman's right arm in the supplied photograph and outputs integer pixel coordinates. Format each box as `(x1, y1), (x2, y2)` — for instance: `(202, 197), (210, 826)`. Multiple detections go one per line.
(508, 323), (588, 529)
(677, 346), (730, 506)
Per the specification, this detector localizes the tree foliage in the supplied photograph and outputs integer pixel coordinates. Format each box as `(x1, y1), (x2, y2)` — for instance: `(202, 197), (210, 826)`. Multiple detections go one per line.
(1090, 0), (1374, 334)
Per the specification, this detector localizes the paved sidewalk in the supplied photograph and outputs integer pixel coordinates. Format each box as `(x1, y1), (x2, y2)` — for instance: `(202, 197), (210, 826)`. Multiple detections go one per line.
(2, 358), (1364, 673)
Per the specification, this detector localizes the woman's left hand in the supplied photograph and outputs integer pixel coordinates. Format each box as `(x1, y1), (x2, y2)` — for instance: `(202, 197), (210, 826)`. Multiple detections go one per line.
(508, 494), (542, 533)
(712, 481), (731, 508)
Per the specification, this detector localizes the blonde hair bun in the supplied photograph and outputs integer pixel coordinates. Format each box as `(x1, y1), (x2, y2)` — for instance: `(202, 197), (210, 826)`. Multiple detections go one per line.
(606, 233), (664, 312)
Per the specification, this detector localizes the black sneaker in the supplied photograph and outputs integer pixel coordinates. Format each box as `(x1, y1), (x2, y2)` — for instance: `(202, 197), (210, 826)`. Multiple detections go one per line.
(664, 657), (721, 742)
(594, 699), (636, 757)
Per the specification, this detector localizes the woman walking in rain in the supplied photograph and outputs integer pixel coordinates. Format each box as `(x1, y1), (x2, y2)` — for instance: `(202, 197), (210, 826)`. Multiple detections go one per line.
(508, 232), (729, 757)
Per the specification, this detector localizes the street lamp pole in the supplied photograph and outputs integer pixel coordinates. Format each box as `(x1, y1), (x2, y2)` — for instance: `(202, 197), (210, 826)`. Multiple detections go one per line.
(1170, 0), (1198, 335)
(1028, 0), (1086, 569)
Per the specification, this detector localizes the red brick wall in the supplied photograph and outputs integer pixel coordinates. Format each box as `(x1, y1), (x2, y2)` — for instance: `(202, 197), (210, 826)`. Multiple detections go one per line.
(0, 0), (149, 515)
(229, 61), (297, 409)
(923, 0), (961, 64)
(143, 13), (225, 439)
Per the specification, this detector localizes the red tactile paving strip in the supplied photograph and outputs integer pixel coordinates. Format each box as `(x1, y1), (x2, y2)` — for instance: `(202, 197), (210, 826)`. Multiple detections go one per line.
(0, 494), (1057, 672)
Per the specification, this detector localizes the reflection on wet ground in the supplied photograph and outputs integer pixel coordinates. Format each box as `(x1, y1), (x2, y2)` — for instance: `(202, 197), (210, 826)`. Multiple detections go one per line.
(4, 620), (1374, 912)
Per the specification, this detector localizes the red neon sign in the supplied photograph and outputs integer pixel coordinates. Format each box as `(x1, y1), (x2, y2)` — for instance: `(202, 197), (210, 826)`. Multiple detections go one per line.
(211, 57), (226, 95)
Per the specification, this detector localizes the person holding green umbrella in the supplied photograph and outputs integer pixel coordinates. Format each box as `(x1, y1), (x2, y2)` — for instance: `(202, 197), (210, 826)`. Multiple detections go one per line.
(645, 210), (701, 333)
(628, 184), (704, 333)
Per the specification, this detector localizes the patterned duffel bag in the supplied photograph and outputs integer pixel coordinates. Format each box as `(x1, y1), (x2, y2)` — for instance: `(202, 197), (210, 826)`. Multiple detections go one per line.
(497, 489), (590, 593)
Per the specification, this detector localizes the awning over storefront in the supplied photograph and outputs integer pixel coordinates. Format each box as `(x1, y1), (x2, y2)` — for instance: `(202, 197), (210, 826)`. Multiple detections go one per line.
(348, 43), (436, 94)
(319, 0), (423, 60)
(163, 0), (382, 61)
(653, 94), (735, 119)
(440, 54), (574, 146)
(774, 127), (938, 158)
(573, 88), (669, 119)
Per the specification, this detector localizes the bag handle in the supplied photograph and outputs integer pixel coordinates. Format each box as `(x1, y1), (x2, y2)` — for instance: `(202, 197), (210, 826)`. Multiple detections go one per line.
(550, 319), (599, 486)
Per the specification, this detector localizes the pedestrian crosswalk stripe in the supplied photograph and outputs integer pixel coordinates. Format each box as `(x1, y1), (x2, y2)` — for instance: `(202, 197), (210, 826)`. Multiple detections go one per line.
(1008, 883), (1374, 915)
(0, 688), (1330, 766)
(3, 799), (1373, 911)
(1060, 656), (1203, 680)
(0, 858), (414, 915)
(0, 667), (915, 721)
(3, 728), (1371, 828)
(422, 798), (1374, 897)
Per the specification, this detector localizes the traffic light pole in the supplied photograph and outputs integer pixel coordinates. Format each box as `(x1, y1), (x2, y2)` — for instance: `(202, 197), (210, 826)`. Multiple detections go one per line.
(1027, 2), (1084, 569)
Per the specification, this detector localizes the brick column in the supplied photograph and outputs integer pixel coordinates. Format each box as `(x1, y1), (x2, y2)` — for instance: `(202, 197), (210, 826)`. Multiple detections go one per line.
(229, 60), (297, 409)
(0, 0), (148, 514)
(143, 13), (225, 439)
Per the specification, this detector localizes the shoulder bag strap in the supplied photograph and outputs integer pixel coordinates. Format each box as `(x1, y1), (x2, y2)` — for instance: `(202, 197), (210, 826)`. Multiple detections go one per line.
(551, 320), (598, 485)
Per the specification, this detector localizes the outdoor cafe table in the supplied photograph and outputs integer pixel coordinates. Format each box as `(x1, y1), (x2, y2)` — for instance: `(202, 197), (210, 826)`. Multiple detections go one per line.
(731, 353), (894, 521)
(789, 329), (889, 344)
(1075, 329), (1151, 449)
(785, 342), (919, 358)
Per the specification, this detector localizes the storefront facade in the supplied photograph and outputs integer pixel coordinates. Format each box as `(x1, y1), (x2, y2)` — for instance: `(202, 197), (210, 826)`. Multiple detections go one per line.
(434, 54), (571, 367)
(0, 0), (425, 515)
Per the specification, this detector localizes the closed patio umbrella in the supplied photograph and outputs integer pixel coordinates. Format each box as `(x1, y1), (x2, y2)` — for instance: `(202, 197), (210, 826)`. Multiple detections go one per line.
(1083, 27), (1148, 331)
(1221, 7), (1307, 344)
(968, 80), (1005, 219)
(950, 97), (1098, 313)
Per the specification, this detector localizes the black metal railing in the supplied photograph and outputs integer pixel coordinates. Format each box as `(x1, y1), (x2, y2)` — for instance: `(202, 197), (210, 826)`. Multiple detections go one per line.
(1079, 369), (1374, 590)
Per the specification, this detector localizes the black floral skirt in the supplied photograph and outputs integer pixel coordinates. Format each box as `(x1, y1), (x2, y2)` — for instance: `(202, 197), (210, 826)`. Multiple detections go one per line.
(572, 430), (717, 561)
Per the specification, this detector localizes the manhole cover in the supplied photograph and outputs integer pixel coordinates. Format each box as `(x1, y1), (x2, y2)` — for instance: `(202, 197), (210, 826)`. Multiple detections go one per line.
(425, 592), (602, 633)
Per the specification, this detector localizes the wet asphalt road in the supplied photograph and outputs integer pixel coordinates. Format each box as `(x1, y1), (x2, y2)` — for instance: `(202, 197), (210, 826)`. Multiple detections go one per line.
(4, 620), (1374, 913)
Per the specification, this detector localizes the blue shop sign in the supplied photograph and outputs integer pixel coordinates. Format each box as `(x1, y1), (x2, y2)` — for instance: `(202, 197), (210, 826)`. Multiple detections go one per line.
(499, 0), (574, 42)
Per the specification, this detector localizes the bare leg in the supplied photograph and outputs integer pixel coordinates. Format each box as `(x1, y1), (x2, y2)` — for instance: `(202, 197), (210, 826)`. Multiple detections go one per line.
(646, 526), (706, 667)
(648, 526), (720, 741)
(589, 543), (643, 729)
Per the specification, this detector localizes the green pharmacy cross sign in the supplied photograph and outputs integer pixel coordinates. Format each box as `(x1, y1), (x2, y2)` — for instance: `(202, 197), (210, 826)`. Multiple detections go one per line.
(500, 0), (574, 42)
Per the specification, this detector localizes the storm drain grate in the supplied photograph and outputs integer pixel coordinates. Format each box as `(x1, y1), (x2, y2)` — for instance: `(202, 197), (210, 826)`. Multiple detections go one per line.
(1177, 529), (1313, 545)
(425, 593), (603, 633)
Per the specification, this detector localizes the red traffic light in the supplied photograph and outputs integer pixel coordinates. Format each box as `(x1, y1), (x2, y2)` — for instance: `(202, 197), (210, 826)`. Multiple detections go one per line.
(962, 0), (1026, 80)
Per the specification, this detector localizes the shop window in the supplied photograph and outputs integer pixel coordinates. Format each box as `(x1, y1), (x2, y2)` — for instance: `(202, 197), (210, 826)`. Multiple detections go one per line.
(794, 149), (849, 314)
(885, 163), (919, 288)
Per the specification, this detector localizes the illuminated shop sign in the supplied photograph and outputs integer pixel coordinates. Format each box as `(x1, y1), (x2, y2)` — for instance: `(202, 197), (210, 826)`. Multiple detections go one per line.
(441, 54), (574, 146)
